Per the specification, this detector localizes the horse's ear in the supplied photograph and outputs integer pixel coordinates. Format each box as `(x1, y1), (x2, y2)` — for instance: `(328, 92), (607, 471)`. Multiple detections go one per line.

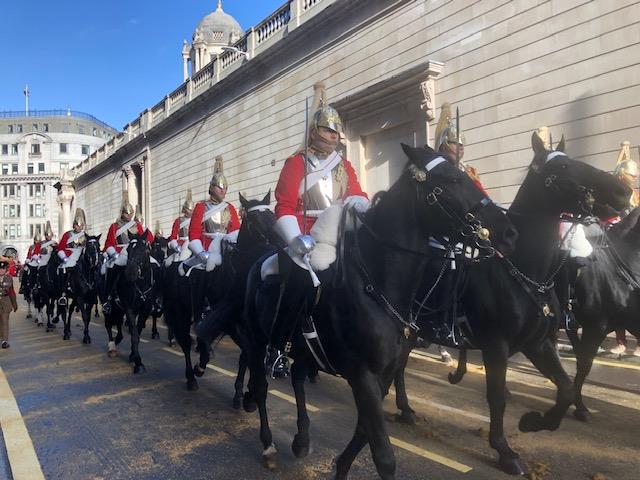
(96, 234), (102, 241)
(423, 144), (435, 155)
(531, 131), (547, 156)
(400, 143), (415, 161)
(555, 134), (566, 153)
(262, 189), (271, 205)
(239, 192), (249, 208)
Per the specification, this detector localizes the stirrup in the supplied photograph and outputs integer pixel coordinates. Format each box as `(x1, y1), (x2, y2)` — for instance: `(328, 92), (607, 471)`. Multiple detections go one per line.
(102, 302), (111, 315)
(264, 348), (290, 379)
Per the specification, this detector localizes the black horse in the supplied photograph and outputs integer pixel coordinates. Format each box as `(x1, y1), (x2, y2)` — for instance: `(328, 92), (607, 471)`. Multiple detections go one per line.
(563, 206), (640, 422)
(194, 191), (281, 407)
(241, 144), (518, 478)
(61, 234), (102, 344)
(19, 265), (34, 319)
(393, 134), (631, 475)
(149, 235), (168, 341)
(103, 232), (155, 373)
(32, 252), (64, 332)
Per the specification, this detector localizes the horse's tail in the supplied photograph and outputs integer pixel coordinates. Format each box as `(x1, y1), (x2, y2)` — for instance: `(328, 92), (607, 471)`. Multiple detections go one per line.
(448, 348), (467, 384)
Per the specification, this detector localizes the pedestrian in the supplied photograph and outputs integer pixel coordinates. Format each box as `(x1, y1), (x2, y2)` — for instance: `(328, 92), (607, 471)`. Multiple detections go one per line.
(0, 257), (19, 349)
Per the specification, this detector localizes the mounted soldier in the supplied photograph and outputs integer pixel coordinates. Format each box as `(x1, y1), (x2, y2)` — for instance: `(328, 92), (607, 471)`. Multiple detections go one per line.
(57, 208), (89, 304)
(102, 191), (154, 314)
(30, 221), (57, 270)
(186, 156), (241, 273)
(166, 189), (194, 266)
(260, 83), (369, 374)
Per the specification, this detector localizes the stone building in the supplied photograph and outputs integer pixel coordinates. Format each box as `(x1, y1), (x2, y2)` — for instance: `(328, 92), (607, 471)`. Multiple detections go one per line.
(70, 0), (640, 239)
(0, 110), (117, 260)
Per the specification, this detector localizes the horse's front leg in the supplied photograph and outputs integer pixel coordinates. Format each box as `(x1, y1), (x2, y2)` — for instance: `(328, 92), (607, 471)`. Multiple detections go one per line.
(290, 360), (312, 458)
(520, 338), (573, 432)
(572, 318), (608, 422)
(126, 309), (145, 374)
(483, 344), (525, 475)
(104, 314), (118, 357)
(392, 337), (417, 425)
(173, 311), (198, 391)
(80, 300), (91, 344)
(47, 299), (57, 334)
(151, 314), (160, 339)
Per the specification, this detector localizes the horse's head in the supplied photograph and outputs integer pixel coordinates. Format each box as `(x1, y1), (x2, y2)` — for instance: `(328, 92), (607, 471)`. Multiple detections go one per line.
(84, 234), (102, 270)
(400, 143), (518, 257)
(238, 191), (280, 246)
(151, 235), (168, 262)
(124, 231), (151, 282)
(528, 133), (631, 218)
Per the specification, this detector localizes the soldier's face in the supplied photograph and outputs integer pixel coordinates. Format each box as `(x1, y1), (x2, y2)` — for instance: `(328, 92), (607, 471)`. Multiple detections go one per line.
(442, 142), (464, 164)
(122, 212), (133, 222)
(211, 185), (226, 202)
(184, 209), (192, 218)
(73, 224), (82, 233)
(318, 126), (339, 143)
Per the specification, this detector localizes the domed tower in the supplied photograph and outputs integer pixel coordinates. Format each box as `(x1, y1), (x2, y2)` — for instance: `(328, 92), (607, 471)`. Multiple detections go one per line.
(183, 0), (244, 79)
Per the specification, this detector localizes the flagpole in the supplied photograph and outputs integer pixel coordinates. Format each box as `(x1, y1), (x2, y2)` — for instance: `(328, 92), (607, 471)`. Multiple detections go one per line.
(24, 85), (30, 115)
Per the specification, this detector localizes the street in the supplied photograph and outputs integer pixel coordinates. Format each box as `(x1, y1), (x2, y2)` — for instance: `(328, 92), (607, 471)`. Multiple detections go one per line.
(1, 301), (639, 480)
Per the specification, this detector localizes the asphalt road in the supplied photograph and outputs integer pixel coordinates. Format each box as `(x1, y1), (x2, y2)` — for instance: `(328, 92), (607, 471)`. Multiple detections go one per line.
(1, 301), (639, 480)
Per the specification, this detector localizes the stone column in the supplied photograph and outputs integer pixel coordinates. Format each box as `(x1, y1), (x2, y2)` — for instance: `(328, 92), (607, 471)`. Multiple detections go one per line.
(122, 165), (139, 212)
(182, 40), (190, 81)
(420, 61), (444, 148)
(55, 178), (74, 233)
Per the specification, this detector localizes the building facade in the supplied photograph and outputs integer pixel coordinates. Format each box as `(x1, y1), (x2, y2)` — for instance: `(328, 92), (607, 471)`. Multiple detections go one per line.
(70, 0), (640, 240)
(0, 110), (117, 260)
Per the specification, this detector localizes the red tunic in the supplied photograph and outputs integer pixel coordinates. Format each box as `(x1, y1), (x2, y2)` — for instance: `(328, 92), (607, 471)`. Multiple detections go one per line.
(188, 201), (240, 250)
(169, 216), (190, 247)
(274, 153), (366, 232)
(26, 245), (34, 261)
(58, 231), (73, 257)
(103, 221), (154, 253)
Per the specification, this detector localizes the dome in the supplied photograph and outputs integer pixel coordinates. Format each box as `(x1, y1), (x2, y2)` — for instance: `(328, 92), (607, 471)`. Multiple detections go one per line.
(193, 1), (244, 45)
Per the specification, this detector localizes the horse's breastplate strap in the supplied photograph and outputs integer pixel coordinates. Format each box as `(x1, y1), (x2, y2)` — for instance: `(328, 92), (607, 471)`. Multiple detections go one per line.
(69, 237), (86, 248)
(204, 202), (230, 234)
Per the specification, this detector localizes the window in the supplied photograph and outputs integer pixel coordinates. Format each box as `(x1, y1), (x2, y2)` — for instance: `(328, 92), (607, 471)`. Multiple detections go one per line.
(1, 164), (8, 175)
(27, 163), (34, 174)
(81, 144), (90, 155)
(9, 225), (16, 239)
(60, 162), (68, 173)
(31, 143), (40, 154)
(7, 125), (13, 133)
(43, 123), (49, 132)
(1, 145), (6, 155)
(11, 164), (18, 175)
(32, 124), (38, 132)
(78, 125), (85, 134)
(28, 204), (33, 216)
(35, 204), (43, 217)
(3, 226), (7, 238)
(2, 206), (7, 217)
(59, 143), (68, 154)
(38, 163), (45, 173)
(9, 205), (16, 217)
(17, 225), (21, 237)
(10, 144), (18, 155)
(16, 124), (23, 133)
(92, 127), (97, 136)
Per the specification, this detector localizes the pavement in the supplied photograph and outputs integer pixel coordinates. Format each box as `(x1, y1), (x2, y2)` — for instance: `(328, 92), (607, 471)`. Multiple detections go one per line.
(0, 299), (639, 480)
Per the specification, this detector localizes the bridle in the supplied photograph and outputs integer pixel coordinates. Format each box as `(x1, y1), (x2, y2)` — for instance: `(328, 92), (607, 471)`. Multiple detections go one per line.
(126, 239), (154, 301)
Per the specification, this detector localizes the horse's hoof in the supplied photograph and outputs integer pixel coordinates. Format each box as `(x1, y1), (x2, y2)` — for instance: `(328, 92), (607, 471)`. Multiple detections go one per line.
(262, 444), (277, 470)
(151, 332), (160, 340)
(243, 392), (257, 413)
(168, 339), (176, 347)
(129, 353), (135, 363)
(573, 407), (591, 422)
(232, 396), (242, 410)
(499, 455), (526, 476)
(395, 410), (417, 426)
(133, 364), (146, 374)
(107, 350), (118, 358)
(37, 322), (43, 327)
(291, 435), (310, 459)
(26, 313), (32, 319)
(63, 333), (70, 340)
(115, 333), (124, 345)
(186, 379), (199, 391)
(83, 336), (91, 345)
(193, 365), (206, 378)
(519, 411), (544, 432)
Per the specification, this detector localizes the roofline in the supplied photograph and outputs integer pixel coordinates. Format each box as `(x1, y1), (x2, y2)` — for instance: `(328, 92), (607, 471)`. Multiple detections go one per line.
(0, 109), (118, 132)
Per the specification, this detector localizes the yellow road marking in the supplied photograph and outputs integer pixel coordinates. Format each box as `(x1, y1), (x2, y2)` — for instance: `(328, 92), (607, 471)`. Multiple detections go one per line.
(388, 387), (490, 423)
(562, 355), (640, 371)
(390, 436), (472, 473)
(0, 366), (45, 480)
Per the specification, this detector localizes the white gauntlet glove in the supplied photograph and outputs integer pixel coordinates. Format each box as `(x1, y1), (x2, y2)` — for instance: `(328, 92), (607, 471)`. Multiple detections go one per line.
(343, 195), (370, 213)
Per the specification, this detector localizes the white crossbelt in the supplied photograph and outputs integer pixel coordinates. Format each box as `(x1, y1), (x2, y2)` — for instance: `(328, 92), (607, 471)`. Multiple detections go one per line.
(115, 220), (136, 237)
(298, 151), (342, 195)
(202, 202), (228, 223)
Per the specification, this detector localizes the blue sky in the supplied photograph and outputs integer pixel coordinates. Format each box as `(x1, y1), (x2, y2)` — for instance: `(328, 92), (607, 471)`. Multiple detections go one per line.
(0, 0), (284, 130)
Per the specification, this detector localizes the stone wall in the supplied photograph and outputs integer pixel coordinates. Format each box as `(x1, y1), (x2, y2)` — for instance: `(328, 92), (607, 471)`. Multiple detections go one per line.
(73, 0), (640, 237)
